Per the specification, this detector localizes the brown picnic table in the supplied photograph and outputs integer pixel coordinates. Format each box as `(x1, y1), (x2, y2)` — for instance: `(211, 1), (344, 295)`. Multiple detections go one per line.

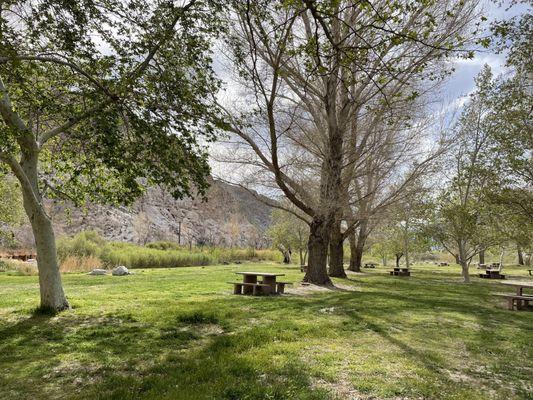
(478, 263), (505, 279)
(495, 281), (533, 310)
(390, 267), (410, 277)
(229, 272), (290, 295)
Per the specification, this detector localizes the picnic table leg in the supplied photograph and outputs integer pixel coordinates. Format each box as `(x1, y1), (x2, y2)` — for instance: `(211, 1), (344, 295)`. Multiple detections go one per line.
(233, 283), (243, 295)
(242, 275), (257, 295)
(262, 276), (276, 294)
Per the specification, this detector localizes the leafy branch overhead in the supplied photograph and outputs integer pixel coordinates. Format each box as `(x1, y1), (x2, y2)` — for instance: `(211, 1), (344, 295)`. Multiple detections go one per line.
(0, 0), (226, 204)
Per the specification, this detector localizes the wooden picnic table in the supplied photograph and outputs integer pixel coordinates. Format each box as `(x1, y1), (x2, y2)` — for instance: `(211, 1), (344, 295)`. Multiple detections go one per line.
(495, 281), (533, 310)
(500, 281), (533, 296)
(230, 272), (288, 295)
(390, 267), (410, 276)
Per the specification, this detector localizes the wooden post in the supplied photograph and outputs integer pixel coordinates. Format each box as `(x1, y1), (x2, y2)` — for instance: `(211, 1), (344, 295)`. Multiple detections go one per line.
(262, 276), (276, 294)
(242, 275), (257, 295)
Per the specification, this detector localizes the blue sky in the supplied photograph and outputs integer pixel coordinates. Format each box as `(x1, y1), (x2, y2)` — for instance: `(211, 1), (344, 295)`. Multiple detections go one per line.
(442, 0), (529, 101)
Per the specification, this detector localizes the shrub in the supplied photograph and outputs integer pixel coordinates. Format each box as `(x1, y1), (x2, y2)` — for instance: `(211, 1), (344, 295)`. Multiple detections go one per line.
(100, 243), (214, 268)
(59, 255), (102, 273)
(56, 231), (283, 270)
(0, 259), (38, 275)
(56, 231), (106, 261)
(146, 241), (183, 251)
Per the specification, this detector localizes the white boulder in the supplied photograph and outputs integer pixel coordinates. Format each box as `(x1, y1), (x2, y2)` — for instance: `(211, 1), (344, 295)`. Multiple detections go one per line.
(88, 269), (107, 275)
(112, 266), (132, 276)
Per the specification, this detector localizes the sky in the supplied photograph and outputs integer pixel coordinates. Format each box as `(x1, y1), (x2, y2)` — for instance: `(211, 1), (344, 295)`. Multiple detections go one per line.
(442, 0), (529, 101)
(210, 1), (530, 184)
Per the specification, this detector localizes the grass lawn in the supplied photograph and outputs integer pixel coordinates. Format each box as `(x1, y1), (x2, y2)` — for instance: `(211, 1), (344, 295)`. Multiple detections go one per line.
(0, 263), (532, 400)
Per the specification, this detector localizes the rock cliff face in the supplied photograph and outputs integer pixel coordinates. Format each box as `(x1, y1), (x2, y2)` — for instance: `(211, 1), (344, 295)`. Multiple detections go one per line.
(42, 180), (273, 247)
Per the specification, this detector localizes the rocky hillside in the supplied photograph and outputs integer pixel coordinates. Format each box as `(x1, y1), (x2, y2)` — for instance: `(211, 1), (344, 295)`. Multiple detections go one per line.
(16, 179), (274, 248)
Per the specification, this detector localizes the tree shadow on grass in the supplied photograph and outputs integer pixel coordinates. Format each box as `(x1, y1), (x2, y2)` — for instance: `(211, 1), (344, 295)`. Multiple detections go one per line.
(1, 277), (532, 400)
(0, 307), (332, 400)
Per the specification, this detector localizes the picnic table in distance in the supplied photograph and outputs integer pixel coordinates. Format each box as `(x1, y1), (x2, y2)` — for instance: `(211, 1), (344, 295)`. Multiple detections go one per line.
(229, 272), (291, 295)
(364, 262), (377, 268)
(494, 281), (533, 310)
(478, 263), (505, 279)
(390, 267), (410, 277)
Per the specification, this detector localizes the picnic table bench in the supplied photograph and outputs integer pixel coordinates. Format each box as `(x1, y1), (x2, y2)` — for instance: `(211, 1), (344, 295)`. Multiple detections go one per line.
(229, 272), (291, 295)
(494, 281), (533, 310)
(390, 267), (410, 277)
(364, 263), (377, 268)
(478, 263), (505, 279)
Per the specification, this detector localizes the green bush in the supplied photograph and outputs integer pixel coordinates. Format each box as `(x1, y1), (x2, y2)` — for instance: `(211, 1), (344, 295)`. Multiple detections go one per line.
(56, 231), (106, 262)
(56, 231), (282, 269)
(100, 243), (213, 268)
(146, 241), (184, 251)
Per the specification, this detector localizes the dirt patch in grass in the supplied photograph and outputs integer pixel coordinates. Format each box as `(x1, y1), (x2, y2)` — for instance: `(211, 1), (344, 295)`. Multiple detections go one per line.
(286, 282), (359, 296)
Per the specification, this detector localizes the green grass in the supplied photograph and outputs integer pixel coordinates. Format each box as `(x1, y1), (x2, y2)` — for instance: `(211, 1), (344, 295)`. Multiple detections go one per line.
(0, 263), (532, 400)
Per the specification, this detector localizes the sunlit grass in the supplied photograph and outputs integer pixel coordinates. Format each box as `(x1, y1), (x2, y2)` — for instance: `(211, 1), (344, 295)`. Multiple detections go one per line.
(0, 262), (531, 399)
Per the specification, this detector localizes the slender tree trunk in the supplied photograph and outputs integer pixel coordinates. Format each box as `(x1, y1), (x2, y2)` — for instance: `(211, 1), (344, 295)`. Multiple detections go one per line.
(328, 221), (346, 278)
(479, 249), (485, 264)
(403, 222), (410, 268)
(348, 232), (358, 271)
(460, 261), (470, 283)
(382, 255), (387, 267)
(304, 217), (332, 285)
(454, 254), (460, 264)
(19, 153), (69, 311)
(458, 242), (470, 283)
(395, 253), (403, 268)
(517, 245), (524, 266)
(281, 249), (291, 264)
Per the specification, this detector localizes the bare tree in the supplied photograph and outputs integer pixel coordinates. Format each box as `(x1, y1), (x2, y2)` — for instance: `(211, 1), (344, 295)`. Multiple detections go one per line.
(219, 0), (480, 284)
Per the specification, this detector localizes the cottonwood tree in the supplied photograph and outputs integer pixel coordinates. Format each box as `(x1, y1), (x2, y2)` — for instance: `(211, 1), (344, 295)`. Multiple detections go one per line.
(267, 207), (309, 265)
(334, 111), (443, 276)
(0, 0), (224, 311)
(429, 67), (504, 282)
(221, 0), (480, 284)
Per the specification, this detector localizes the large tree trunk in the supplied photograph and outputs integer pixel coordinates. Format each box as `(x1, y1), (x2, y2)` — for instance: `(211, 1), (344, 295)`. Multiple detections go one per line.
(517, 246), (524, 265)
(328, 221), (346, 278)
(304, 217), (332, 285)
(348, 222), (367, 272)
(30, 211), (69, 311)
(348, 232), (358, 272)
(18, 153), (69, 312)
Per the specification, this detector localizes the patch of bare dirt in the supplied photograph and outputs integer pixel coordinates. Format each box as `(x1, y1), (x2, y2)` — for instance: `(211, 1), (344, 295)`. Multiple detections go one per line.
(286, 282), (359, 296)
